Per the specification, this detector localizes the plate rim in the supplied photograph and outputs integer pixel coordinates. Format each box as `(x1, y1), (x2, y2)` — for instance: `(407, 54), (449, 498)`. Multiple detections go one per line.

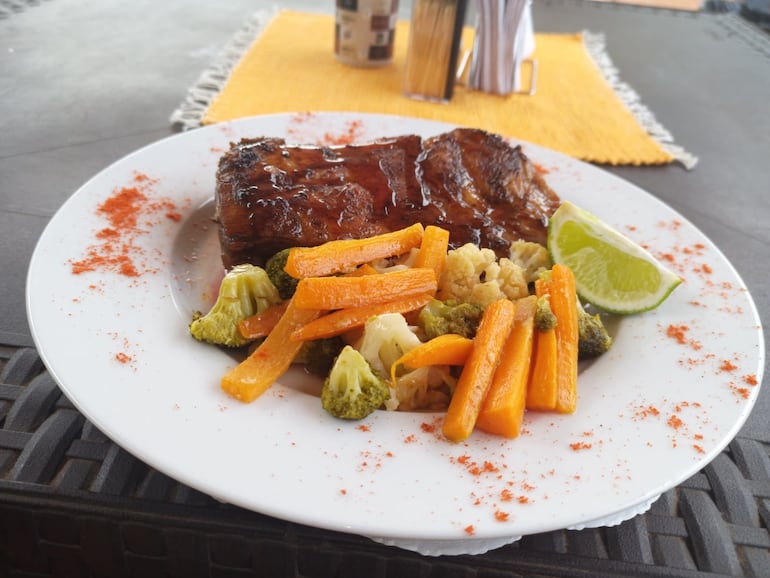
(25, 111), (765, 553)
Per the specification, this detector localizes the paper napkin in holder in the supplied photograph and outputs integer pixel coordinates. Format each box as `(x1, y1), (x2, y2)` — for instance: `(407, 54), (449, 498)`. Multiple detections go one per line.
(469, 0), (536, 95)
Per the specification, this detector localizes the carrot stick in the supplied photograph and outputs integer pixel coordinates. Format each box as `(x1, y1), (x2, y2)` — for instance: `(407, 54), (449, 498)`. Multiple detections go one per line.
(526, 278), (558, 411)
(550, 264), (579, 414)
(413, 225), (450, 282)
(390, 333), (473, 387)
(526, 325), (558, 411)
(221, 298), (322, 403)
(476, 296), (536, 438)
(442, 298), (515, 443)
(292, 268), (436, 310)
(291, 293), (433, 342)
(238, 301), (290, 339)
(284, 223), (424, 279)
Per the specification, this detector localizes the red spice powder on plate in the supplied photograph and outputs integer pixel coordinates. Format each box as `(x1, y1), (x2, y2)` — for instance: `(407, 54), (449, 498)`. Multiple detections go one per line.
(665, 324), (702, 351)
(70, 172), (181, 278)
(286, 113), (365, 146)
(569, 441), (593, 451)
(666, 324), (689, 345)
(420, 421), (438, 434)
(115, 352), (132, 364)
(719, 359), (738, 372)
(732, 385), (750, 400)
(744, 374), (758, 386)
(667, 415), (684, 430)
(323, 120), (365, 146)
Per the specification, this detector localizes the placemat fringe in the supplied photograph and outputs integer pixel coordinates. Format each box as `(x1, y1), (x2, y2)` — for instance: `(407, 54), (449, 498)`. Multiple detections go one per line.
(170, 10), (275, 131)
(582, 31), (698, 170)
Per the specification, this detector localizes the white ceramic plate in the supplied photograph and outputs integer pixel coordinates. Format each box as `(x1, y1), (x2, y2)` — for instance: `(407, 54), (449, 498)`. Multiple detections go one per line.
(27, 112), (764, 556)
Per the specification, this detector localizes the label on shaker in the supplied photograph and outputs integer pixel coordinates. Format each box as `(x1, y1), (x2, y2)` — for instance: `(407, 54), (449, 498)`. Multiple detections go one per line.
(335, 0), (398, 67)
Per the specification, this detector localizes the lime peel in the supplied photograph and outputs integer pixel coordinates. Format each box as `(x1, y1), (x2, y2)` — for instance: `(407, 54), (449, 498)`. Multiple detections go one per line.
(547, 201), (682, 315)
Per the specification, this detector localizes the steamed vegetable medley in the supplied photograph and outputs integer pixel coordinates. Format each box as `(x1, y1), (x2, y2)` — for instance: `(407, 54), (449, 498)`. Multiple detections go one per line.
(190, 222), (614, 442)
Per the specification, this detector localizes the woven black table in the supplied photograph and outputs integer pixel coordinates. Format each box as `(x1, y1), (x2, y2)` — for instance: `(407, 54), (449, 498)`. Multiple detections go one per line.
(1, 0), (768, 576)
(2, 346), (768, 576)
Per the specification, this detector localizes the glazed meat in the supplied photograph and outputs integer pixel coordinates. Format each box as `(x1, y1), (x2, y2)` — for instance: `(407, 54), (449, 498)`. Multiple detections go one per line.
(214, 128), (561, 269)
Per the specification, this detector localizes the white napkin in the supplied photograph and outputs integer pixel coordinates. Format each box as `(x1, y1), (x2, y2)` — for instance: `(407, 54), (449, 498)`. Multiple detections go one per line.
(469, 0), (535, 95)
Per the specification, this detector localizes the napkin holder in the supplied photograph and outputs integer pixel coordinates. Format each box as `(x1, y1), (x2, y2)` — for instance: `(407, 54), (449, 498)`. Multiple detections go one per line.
(467, 0), (537, 95)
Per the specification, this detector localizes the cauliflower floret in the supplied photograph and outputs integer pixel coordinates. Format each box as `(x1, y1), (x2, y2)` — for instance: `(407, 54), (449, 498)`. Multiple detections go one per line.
(391, 366), (455, 412)
(508, 239), (551, 284)
(437, 243), (529, 306)
(354, 313), (455, 412)
(355, 313), (422, 378)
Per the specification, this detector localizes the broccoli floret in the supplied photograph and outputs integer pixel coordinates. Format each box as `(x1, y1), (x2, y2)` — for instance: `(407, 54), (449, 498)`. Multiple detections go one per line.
(321, 345), (391, 420)
(532, 292), (612, 358)
(534, 294), (558, 331)
(417, 299), (484, 340)
(577, 301), (613, 359)
(189, 264), (281, 347)
(265, 248), (299, 300)
(295, 336), (346, 377)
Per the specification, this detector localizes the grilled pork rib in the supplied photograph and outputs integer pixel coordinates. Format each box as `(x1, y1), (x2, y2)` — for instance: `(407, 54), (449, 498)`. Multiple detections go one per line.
(215, 128), (561, 269)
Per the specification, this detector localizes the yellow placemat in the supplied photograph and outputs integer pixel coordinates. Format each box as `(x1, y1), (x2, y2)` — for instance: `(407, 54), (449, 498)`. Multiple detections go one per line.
(172, 10), (696, 168)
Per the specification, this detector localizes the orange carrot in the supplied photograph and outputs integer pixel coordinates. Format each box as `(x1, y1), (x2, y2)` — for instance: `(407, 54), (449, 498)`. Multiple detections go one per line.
(390, 333), (473, 387)
(413, 225), (450, 282)
(442, 299), (515, 443)
(292, 268), (436, 310)
(476, 296), (536, 438)
(291, 293), (433, 342)
(238, 301), (290, 339)
(221, 298), (321, 403)
(284, 223), (424, 279)
(526, 326), (558, 410)
(526, 279), (558, 411)
(549, 264), (579, 414)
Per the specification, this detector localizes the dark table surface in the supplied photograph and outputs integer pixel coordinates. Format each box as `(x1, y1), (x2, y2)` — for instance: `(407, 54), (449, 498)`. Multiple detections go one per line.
(1, 0), (769, 576)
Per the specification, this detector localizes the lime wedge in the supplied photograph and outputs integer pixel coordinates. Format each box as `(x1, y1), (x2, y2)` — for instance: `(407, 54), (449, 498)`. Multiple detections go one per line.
(547, 201), (682, 314)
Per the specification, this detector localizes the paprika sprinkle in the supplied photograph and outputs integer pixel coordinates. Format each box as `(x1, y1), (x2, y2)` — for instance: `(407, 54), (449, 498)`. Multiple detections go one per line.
(69, 172), (181, 278)
(744, 374), (758, 386)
